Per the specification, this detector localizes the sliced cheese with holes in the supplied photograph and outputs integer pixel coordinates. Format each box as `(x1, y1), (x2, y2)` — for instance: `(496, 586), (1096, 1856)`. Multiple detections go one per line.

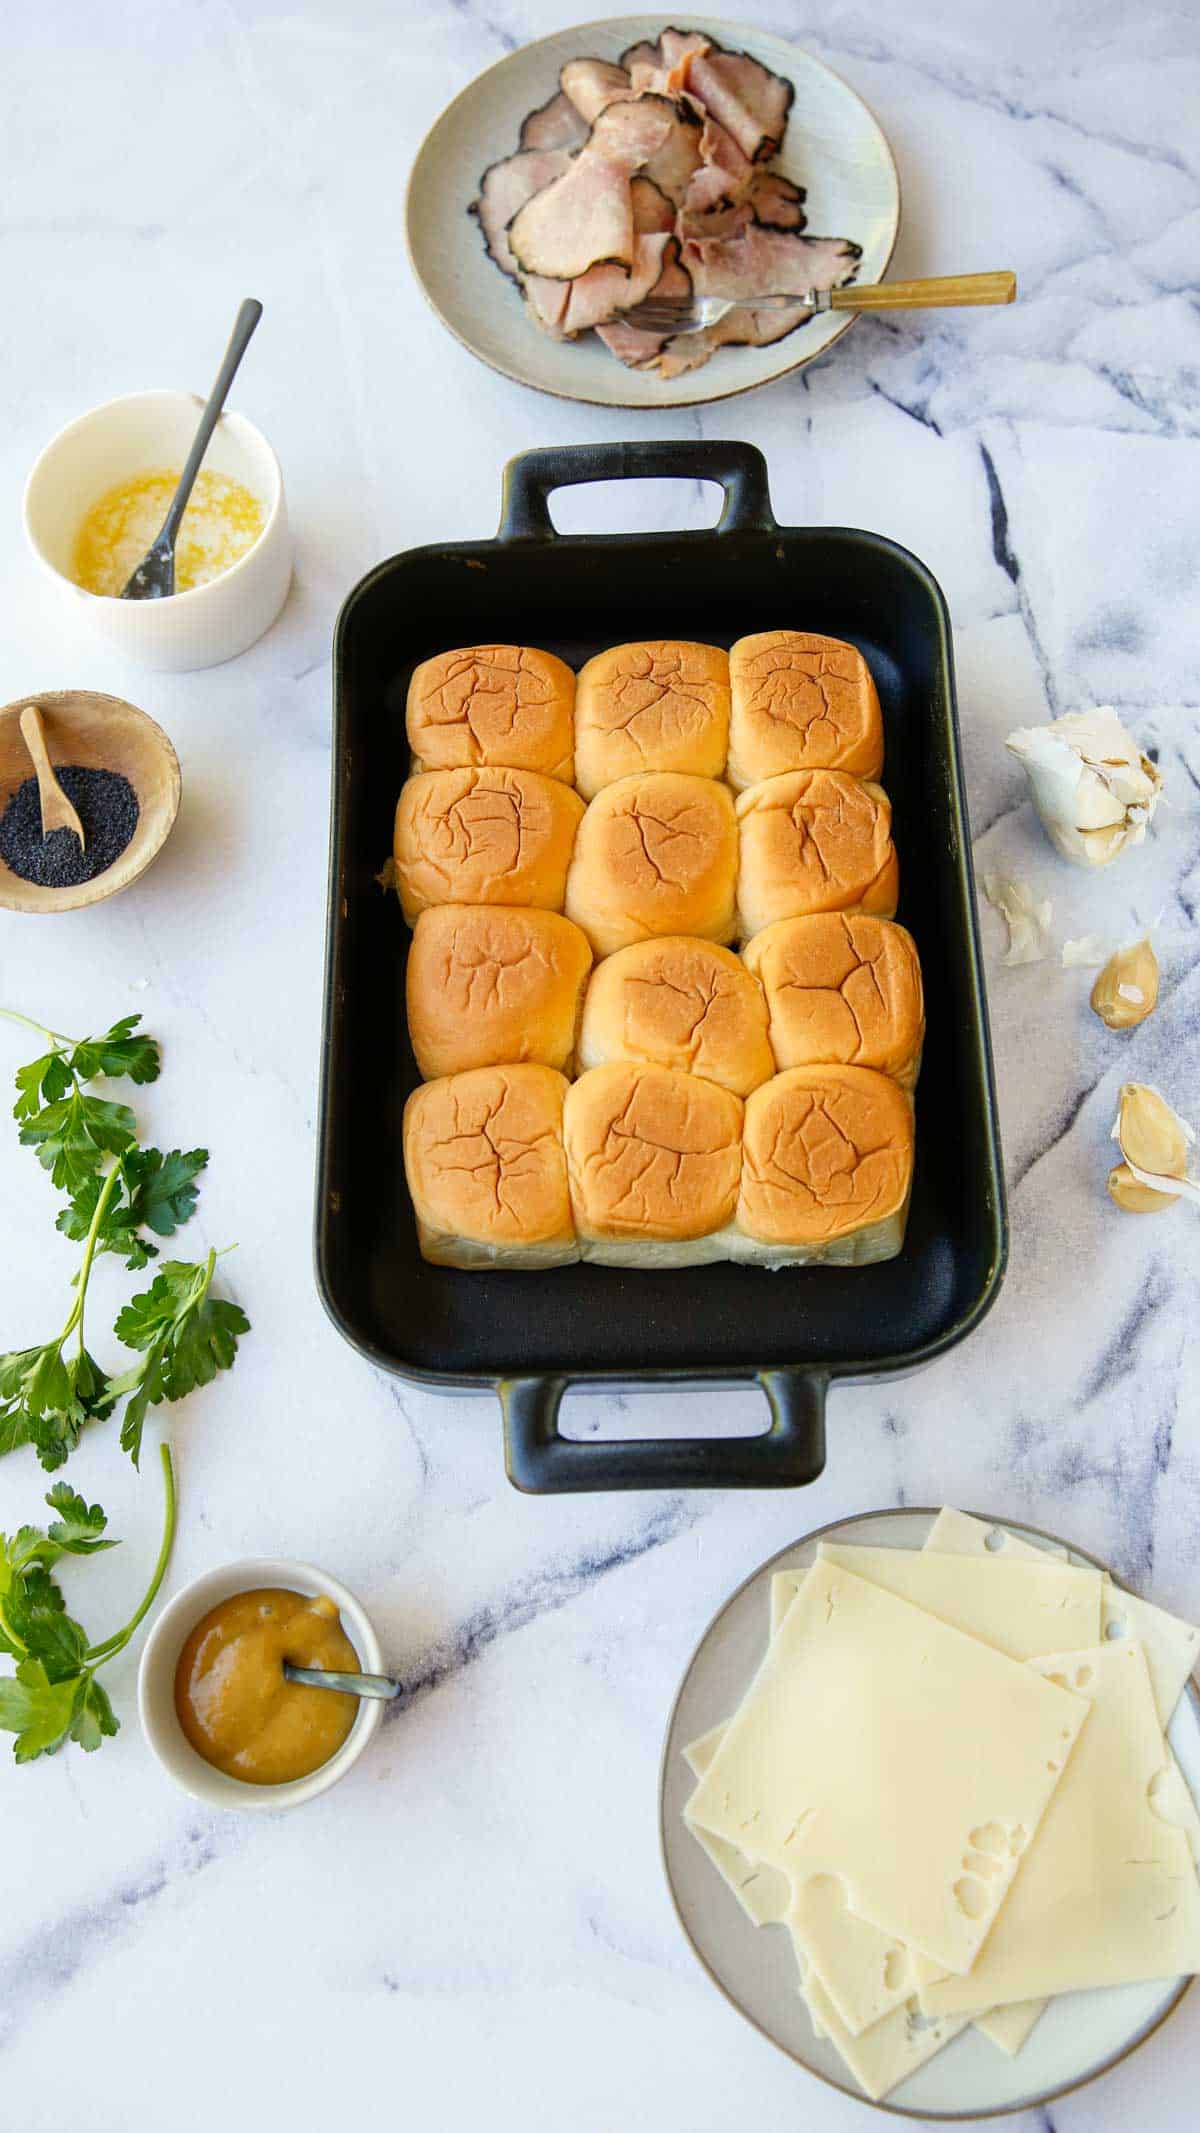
(974, 1998), (1046, 2056)
(919, 1641), (1200, 2013)
(817, 1542), (1103, 1657)
(682, 1723), (791, 1925)
(685, 1558), (1089, 1975)
(925, 1508), (1200, 1729)
(802, 1973), (971, 2103)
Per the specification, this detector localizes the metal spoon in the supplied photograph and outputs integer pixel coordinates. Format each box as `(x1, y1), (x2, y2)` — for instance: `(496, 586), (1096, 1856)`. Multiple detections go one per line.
(19, 704), (86, 848)
(283, 1661), (402, 1703)
(121, 297), (263, 600)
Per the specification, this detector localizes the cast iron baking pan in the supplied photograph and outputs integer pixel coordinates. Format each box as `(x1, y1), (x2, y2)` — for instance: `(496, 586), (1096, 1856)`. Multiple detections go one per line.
(316, 442), (1007, 1493)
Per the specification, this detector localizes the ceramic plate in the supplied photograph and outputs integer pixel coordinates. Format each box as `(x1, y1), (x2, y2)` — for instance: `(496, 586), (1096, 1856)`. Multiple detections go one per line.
(405, 15), (899, 409)
(660, 1507), (1199, 2119)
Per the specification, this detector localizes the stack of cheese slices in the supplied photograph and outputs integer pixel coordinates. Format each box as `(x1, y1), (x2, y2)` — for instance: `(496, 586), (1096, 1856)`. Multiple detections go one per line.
(682, 1509), (1200, 2102)
(394, 634), (924, 1270)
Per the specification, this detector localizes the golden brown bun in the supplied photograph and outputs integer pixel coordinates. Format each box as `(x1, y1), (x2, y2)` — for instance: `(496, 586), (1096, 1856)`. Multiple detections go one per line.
(727, 632), (884, 790)
(563, 1063), (743, 1265)
(578, 937), (773, 1098)
(735, 771), (898, 938)
(407, 645), (575, 781)
(733, 1066), (913, 1264)
(743, 915), (924, 1088)
(564, 772), (738, 959)
(393, 769), (584, 926)
(575, 641), (730, 797)
(407, 906), (593, 1080)
(402, 1065), (577, 1268)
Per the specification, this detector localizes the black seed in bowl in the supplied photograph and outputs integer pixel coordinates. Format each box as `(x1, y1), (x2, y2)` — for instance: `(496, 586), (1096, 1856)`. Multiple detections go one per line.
(0, 766), (140, 888)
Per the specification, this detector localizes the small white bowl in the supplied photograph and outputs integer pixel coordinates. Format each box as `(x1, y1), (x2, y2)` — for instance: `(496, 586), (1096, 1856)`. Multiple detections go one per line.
(138, 1557), (384, 1811)
(23, 390), (292, 672)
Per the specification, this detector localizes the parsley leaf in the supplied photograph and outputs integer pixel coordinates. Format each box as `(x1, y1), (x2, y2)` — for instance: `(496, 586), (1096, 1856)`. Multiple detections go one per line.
(70, 1674), (117, 1752)
(66, 1018), (160, 1087)
(0, 1658), (82, 1762)
(19, 1090), (138, 1192)
(111, 1256), (249, 1466)
(56, 1148), (208, 1268)
(44, 1484), (115, 1555)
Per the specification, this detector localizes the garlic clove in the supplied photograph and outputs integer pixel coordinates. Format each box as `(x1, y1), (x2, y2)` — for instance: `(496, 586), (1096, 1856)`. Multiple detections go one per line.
(1091, 939), (1159, 1031)
(1108, 1163), (1180, 1214)
(1006, 709), (1163, 868)
(983, 873), (1051, 966)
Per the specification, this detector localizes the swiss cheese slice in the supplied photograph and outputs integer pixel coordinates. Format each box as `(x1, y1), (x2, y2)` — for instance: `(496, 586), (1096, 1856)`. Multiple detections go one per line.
(802, 1973), (971, 2103)
(683, 1724), (790, 1926)
(926, 1508), (1200, 1728)
(973, 1998), (1046, 2057)
(816, 1542), (1103, 1658)
(919, 1640), (1200, 2014)
(685, 1558), (1089, 1975)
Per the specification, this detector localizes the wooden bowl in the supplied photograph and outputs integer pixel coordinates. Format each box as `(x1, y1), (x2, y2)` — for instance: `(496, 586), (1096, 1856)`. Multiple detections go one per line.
(0, 690), (181, 914)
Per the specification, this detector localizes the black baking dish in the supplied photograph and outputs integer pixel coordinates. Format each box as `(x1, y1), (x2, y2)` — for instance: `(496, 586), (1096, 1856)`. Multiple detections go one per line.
(316, 442), (1007, 1493)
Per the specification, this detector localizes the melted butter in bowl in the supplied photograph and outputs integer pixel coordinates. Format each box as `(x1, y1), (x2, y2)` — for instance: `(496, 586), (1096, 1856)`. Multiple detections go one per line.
(72, 467), (265, 597)
(174, 1587), (360, 1785)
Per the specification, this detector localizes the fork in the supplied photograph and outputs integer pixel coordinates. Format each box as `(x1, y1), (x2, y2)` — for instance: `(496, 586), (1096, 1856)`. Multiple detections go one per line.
(622, 269), (1016, 336)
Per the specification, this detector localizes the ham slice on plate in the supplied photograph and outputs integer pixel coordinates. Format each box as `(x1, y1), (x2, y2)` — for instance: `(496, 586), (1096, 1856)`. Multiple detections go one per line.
(625, 28), (710, 95)
(595, 244), (693, 366)
(560, 59), (633, 123)
(471, 148), (575, 279)
(680, 169), (806, 240)
(524, 179), (676, 337)
(507, 96), (683, 278)
(684, 49), (793, 160)
(518, 90), (588, 153)
(681, 227), (861, 300)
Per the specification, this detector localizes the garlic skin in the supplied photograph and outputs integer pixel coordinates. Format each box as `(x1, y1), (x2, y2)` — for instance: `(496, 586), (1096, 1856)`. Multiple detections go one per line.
(983, 873), (1051, 966)
(1109, 1082), (1200, 1211)
(1062, 935), (1107, 968)
(1091, 939), (1159, 1031)
(1006, 709), (1163, 867)
(1107, 1163), (1179, 1214)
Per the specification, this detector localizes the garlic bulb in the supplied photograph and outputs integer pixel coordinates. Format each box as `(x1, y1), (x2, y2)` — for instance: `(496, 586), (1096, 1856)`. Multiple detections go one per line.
(1006, 709), (1163, 867)
(983, 873), (1051, 966)
(1090, 939), (1159, 1031)
(1109, 1082), (1200, 1212)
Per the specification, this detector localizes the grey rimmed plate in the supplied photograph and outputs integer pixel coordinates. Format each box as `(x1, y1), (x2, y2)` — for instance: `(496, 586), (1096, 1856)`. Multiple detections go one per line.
(405, 15), (900, 409)
(660, 1506), (1200, 2118)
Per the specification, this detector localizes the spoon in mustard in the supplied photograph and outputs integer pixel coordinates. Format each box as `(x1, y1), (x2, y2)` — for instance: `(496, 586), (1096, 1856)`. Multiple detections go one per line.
(121, 297), (263, 600)
(283, 1661), (403, 1702)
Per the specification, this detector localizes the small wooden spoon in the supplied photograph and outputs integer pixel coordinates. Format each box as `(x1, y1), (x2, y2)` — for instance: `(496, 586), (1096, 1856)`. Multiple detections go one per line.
(19, 703), (85, 849)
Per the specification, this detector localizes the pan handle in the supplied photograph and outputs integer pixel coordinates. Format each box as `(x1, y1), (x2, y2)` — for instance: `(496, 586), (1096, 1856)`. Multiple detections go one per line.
(499, 1370), (827, 1493)
(497, 441), (778, 543)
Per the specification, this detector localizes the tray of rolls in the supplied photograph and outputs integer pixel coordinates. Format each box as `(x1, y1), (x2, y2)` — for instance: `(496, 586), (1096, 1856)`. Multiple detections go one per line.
(317, 441), (1007, 1494)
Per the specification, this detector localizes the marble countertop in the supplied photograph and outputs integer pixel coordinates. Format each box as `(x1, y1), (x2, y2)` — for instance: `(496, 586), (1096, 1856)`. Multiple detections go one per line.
(2, 1), (1198, 2126)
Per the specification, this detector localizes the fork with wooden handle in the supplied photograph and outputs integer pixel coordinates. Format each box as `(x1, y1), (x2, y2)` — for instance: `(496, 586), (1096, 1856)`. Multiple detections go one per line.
(624, 269), (1016, 336)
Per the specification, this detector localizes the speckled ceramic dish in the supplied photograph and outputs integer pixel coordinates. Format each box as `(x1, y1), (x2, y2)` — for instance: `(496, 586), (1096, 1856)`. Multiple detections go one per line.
(405, 15), (900, 409)
(660, 1507), (1200, 2118)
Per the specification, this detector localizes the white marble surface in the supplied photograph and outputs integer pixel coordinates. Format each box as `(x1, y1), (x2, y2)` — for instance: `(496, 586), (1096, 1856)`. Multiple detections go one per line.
(2, 2), (1198, 2126)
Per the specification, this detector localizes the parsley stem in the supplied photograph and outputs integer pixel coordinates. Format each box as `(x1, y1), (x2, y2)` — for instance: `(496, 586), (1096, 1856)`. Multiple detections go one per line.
(0, 1007), (76, 1049)
(85, 1443), (176, 1666)
(60, 1160), (124, 1352)
(0, 1598), (27, 1658)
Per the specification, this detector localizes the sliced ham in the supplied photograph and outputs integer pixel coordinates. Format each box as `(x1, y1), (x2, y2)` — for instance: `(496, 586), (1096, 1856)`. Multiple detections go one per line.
(640, 100), (704, 205)
(626, 28), (710, 95)
(507, 96), (683, 279)
(523, 182), (676, 337)
(684, 49), (793, 161)
(560, 59), (632, 124)
(679, 170), (807, 241)
(655, 302), (811, 378)
(471, 148), (574, 280)
(596, 244), (693, 366)
(681, 227), (861, 301)
(681, 116), (754, 218)
(518, 90), (588, 153)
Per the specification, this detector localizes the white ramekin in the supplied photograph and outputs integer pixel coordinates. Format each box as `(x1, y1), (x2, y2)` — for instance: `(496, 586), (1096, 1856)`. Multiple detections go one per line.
(23, 390), (292, 672)
(138, 1557), (384, 1811)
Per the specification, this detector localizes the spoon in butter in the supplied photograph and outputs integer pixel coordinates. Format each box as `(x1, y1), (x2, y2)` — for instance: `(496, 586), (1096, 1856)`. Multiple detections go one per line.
(121, 297), (263, 600)
(283, 1661), (403, 1703)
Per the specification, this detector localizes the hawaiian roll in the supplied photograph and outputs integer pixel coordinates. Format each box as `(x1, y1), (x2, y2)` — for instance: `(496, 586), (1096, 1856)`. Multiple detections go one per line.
(406, 644), (575, 780)
(393, 768), (584, 925)
(743, 914), (924, 1087)
(402, 1065), (578, 1268)
(564, 772), (738, 958)
(574, 640), (730, 797)
(727, 631), (884, 790)
(563, 1063), (743, 1267)
(578, 937), (773, 1098)
(406, 906), (593, 1080)
(731, 1065), (914, 1266)
(735, 770), (898, 938)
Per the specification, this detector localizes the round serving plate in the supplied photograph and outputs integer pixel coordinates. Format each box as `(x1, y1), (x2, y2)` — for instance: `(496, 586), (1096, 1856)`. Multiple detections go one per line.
(660, 1506), (1200, 2119)
(405, 16), (900, 410)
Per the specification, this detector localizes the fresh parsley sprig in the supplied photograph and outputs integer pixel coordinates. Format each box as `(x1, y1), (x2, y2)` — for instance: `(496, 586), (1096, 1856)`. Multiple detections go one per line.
(0, 1010), (248, 1470)
(0, 1446), (176, 1762)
